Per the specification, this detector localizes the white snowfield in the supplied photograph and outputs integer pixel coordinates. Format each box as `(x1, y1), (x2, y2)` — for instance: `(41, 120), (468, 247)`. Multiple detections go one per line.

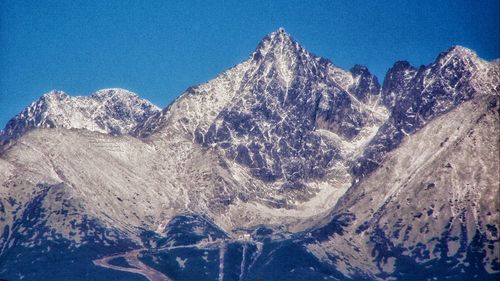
(0, 29), (499, 277)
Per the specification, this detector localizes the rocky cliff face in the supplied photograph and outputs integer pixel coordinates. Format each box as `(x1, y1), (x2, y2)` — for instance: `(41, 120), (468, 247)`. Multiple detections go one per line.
(0, 29), (498, 280)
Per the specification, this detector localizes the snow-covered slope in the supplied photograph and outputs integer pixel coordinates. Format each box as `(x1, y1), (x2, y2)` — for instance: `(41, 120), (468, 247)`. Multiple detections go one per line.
(0, 88), (160, 145)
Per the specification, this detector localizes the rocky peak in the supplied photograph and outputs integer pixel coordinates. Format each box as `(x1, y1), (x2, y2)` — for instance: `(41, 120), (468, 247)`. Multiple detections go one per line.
(249, 28), (330, 89)
(41, 90), (68, 100)
(388, 60), (416, 73)
(91, 88), (139, 100)
(382, 61), (418, 109)
(187, 29), (388, 198)
(436, 45), (479, 65)
(349, 64), (370, 75)
(353, 46), (498, 181)
(381, 45), (487, 122)
(0, 89), (160, 145)
(253, 28), (303, 60)
(349, 64), (381, 104)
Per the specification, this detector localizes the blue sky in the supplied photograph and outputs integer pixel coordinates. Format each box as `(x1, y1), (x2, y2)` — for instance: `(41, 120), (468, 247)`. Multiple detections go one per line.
(1, 0), (499, 128)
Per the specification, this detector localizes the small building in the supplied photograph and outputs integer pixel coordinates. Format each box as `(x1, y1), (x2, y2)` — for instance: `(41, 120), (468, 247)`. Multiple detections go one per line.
(235, 231), (252, 241)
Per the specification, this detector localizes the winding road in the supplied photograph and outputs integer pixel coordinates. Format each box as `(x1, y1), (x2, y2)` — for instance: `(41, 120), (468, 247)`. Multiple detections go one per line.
(93, 239), (262, 281)
(93, 249), (173, 281)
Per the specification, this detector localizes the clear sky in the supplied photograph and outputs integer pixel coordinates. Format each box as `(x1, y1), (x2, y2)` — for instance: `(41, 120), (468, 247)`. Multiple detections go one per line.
(1, 0), (499, 128)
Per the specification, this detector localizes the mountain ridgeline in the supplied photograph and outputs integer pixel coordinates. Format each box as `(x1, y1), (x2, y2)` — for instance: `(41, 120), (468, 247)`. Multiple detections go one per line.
(0, 29), (498, 281)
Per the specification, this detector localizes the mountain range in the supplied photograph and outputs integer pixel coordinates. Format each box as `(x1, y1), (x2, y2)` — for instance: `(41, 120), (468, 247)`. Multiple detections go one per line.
(0, 28), (498, 281)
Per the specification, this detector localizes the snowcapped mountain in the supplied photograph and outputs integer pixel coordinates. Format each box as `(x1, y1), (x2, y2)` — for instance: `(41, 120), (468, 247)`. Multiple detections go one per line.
(133, 29), (388, 228)
(0, 88), (160, 145)
(0, 29), (498, 281)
